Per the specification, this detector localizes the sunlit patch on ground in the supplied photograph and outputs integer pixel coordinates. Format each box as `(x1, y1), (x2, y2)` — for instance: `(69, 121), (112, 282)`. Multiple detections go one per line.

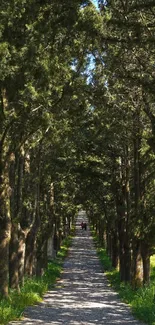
(9, 211), (144, 325)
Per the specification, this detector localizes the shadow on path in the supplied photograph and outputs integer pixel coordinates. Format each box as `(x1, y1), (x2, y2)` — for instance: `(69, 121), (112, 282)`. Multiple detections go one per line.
(9, 210), (144, 325)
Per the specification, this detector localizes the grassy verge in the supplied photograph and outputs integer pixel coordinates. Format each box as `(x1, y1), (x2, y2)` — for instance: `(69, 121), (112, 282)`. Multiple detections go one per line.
(92, 231), (155, 325)
(0, 234), (73, 325)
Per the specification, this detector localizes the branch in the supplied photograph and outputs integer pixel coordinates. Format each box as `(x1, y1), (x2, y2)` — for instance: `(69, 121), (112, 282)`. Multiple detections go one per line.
(130, 1), (155, 11)
(142, 90), (155, 125)
(0, 120), (14, 154)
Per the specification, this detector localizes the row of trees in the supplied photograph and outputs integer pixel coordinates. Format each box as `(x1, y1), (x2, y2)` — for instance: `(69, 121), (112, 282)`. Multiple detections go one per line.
(1, 0), (155, 298)
(0, 0), (101, 297)
(83, 0), (155, 287)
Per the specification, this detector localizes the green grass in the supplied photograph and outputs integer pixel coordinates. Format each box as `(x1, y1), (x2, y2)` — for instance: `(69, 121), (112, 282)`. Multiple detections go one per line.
(0, 234), (73, 325)
(94, 234), (155, 325)
(57, 235), (73, 259)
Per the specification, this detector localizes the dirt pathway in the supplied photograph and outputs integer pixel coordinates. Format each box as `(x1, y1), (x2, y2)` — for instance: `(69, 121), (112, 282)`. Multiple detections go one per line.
(10, 210), (144, 325)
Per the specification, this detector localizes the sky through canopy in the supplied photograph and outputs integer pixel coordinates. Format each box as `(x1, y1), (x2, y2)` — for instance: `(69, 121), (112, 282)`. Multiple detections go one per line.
(91, 0), (99, 9)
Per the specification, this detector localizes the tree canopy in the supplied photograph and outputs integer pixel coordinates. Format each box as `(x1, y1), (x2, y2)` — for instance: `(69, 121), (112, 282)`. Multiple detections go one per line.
(0, 0), (155, 297)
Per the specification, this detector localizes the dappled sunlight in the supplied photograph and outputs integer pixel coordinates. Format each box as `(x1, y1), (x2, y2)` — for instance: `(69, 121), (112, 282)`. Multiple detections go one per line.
(12, 212), (143, 325)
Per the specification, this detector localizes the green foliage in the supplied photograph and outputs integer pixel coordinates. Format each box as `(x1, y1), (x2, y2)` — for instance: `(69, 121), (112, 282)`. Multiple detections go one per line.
(1, 0), (155, 323)
(132, 285), (155, 324)
(57, 236), (73, 259)
(97, 247), (113, 271)
(0, 272), (53, 324)
(0, 235), (72, 325)
(97, 244), (155, 325)
(21, 278), (48, 297)
(41, 260), (62, 289)
(0, 286), (42, 325)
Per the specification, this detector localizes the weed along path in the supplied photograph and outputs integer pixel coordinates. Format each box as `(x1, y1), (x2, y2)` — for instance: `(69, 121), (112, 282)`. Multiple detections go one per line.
(10, 210), (144, 325)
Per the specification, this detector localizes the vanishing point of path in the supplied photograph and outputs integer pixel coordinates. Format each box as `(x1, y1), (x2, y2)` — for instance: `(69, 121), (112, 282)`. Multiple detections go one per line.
(10, 210), (145, 325)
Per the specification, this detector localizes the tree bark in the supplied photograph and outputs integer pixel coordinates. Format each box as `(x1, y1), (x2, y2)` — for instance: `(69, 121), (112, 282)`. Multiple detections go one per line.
(0, 159), (11, 297)
(141, 242), (150, 286)
(9, 223), (20, 291)
(0, 215), (11, 297)
(132, 107), (143, 286)
(36, 240), (48, 277)
(9, 150), (24, 290)
(25, 219), (38, 277)
(131, 241), (143, 288)
(111, 231), (119, 268)
(99, 218), (104, 246)
(18, 227), (28, 286)
(25, 146), (41, 276)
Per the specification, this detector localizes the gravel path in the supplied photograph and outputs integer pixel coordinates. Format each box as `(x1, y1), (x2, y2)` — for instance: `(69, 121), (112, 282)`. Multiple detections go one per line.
(10, 210), (145, 325)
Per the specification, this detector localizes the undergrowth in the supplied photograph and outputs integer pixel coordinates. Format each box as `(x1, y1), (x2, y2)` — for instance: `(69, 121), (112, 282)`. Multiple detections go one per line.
(92, 229), (155, 325)
(0, 234), (73, 325)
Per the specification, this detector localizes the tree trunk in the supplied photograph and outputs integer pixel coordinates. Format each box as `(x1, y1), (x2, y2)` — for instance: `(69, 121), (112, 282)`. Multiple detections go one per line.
(25, 223), (38, 277)
(118, 228), (131, 282)
(111, 231), (119, 268)
(131, 241), (143, 288)
(106, 228), (112, 257)
(141, 242), (150, 286)
(18, 227), (28, 286)
(36, 240), (48, 277)
(9, 223), (20, 291)
(99, 218), (104, 246)
(9, 150), (24, 290)
(117, 199), (131, 283)
(47, 224), (56, 259)
(111, 148), (131, 283)
(124, 239), (131, 282)
(25, 147), (41, 276)
(119, 236), (125, 282)
(0, 215), (11, 297)
(131, 108), (143, 287)
(0, 164), (11, 297)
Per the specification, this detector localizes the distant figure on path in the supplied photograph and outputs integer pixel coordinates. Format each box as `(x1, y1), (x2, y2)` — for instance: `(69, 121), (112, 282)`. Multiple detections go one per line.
(81, 221), (87, 230)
